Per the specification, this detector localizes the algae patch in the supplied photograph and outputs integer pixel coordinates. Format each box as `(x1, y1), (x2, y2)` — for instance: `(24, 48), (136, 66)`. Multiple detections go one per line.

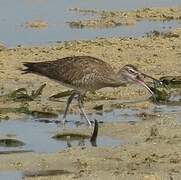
(0, 138), (25, 147)
(0, 84), (46, 102)
(149, 76), (181, 103)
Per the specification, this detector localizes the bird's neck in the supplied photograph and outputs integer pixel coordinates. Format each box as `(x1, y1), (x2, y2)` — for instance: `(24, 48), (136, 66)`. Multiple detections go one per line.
(105, 74), (127, 87)
(111, 72), (128, 87)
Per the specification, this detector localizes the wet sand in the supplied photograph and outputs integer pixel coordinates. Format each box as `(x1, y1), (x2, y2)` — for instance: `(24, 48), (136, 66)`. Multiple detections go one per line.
(0, 7), (181, 180)
(0, 28), (180, 118)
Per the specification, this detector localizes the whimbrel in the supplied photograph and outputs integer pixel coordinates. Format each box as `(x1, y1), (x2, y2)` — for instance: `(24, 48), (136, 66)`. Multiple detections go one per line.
(23, 56), (156, 126)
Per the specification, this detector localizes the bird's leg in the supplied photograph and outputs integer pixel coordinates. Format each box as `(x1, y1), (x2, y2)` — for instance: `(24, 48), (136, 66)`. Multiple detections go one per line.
(78, 95), (92, 126)
(62, 92), (76, 125)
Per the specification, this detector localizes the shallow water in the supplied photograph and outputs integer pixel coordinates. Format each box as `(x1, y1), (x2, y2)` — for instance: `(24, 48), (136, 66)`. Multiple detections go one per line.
(0, 170), (71, 180)
(0, 119), (122, 153)
(0, 97), (180, 153)
(65, 108), (141, 124)
(0, 98), (180, 179)
(0, 0), (180, 46)
(0, 171), (22, 180)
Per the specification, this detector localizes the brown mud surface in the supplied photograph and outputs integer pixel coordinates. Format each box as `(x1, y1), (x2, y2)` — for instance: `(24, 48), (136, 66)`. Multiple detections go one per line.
(0, 28), (180, 119)
(0, 18), (181, 180)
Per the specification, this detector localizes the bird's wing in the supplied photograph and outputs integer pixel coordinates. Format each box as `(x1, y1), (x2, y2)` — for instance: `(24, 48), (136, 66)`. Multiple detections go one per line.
(57, 56), (117, 89)
(23, 56), (118, 90)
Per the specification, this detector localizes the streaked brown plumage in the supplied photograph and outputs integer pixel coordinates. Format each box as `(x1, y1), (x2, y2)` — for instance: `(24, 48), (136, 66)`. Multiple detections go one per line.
(23, 56), (125, 93)
(23, 56), (156, 126)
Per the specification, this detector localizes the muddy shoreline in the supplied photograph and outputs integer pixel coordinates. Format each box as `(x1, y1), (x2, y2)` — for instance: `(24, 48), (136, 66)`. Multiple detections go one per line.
(0, 10), (181, 179)
(0, 28), (180, 119)
(68, 7), (181, 28)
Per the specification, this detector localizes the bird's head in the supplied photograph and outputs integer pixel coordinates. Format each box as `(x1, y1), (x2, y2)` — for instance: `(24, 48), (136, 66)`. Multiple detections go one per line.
(117, 64), (156, 95)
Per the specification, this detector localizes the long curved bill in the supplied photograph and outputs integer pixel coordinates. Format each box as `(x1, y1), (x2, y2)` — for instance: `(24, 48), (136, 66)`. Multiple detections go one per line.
(141, 73), (162, 85)
(136, 78), (154, 95)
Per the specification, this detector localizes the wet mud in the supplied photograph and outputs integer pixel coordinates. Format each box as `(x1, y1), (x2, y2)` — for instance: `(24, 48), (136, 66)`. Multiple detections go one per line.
(0, 7), (180, 179)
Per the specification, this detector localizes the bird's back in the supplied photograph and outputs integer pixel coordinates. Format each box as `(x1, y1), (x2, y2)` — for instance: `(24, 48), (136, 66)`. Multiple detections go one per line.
(23, 56), (119, 92)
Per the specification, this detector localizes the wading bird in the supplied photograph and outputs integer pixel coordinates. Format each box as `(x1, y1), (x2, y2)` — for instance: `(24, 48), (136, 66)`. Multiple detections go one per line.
(23, 56), (156, 126)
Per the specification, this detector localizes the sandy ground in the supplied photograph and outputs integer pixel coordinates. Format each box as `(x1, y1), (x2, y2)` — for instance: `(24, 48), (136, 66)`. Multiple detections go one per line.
(0, 7), (181, 180)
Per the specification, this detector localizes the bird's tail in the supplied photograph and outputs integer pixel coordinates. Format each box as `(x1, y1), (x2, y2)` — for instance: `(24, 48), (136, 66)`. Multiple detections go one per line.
(22, 62), (36, 74)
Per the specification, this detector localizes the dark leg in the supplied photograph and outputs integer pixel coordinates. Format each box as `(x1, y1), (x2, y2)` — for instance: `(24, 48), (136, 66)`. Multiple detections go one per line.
(62, 92), (76, 124)
(78, 95), (92, 126)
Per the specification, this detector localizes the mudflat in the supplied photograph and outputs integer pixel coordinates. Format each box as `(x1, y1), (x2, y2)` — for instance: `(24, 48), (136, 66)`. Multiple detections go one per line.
(0, 8), (180, 180)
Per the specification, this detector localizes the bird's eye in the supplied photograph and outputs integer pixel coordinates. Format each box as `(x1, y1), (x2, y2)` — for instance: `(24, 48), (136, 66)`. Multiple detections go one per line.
(128, 69), (136, 74)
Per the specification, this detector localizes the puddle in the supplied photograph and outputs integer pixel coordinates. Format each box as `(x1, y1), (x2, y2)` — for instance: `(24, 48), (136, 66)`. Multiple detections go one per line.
(0, 100), (180, 153)
(90, 108), (141, 123)
(0, 171), (22, 180)
(152, 94), (181, 123)
(0, 0), (180, 46)
(0, 91), (180, 153)
(153, 94), (181, 117)
(23, 169), (72, 178)
(54, 135), (121, 148)
(153, 104), (181, 113)
(0, 119), (121, 153)
(0, 169), (72, 180)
